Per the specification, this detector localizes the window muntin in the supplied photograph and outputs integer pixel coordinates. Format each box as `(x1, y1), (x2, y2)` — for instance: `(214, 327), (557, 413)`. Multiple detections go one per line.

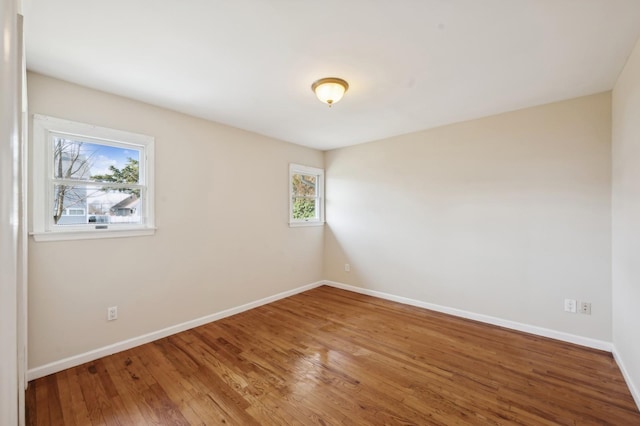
(289, 164), (324, 226)
(32, 115), (155, 241)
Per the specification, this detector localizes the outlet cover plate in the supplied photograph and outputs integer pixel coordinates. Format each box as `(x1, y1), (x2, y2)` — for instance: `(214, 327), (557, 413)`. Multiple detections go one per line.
(564, 298), (577, 313)
(580, 302), (592, 315)
(107, 306), (118, 321)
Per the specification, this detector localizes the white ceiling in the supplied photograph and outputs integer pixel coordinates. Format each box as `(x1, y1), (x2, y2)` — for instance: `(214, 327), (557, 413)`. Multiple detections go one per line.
(23, 0), (640, 151)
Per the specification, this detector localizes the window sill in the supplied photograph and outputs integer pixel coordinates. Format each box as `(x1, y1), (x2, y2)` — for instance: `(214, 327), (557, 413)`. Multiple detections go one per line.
(31, 227), (156, 242)
(289, 221), (325, 228)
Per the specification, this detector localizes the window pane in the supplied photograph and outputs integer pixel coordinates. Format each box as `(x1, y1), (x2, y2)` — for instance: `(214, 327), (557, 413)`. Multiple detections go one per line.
(291, 173), (316, 197)
(53, 184), (142, 225)
(292, 197), (317, 220)
(53, 137), (141, 184)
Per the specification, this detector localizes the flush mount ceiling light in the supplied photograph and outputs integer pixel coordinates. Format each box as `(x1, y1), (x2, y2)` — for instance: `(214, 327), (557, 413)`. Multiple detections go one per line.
(311, 77), (349, 107)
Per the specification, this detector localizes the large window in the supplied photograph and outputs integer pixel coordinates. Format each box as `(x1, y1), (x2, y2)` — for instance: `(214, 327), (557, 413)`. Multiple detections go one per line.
(289, 163), (324, 226)
(32, 115), (155, 241)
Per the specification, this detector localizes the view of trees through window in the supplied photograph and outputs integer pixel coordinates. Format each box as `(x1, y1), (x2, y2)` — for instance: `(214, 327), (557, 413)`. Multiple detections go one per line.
(52, 137), (142, 225)
(291, 173), (317, 220)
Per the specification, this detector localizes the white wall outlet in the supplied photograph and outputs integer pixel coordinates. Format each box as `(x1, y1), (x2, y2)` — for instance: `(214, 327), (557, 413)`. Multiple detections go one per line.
(580, 302), (592, 315)
(344, 263), (351, 272)
(564, 299), (577, 313)
(107, 306), (118, 321)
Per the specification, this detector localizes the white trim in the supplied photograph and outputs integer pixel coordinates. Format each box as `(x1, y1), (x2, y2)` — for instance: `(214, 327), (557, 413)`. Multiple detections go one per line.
(32, 114), (153, 145)
(31, 227), (156, 242)
(288, 221), (325, 228)
(27, 279), (623, 386)
(18, 10), (28, 411)
(322, 280), (613, 352)
(612, 347), (640, 411)
(31, 114), (156, 241)
(27, 280), (324, 381)
(289, 163), (325, 226)
(1, 1), (22, 424)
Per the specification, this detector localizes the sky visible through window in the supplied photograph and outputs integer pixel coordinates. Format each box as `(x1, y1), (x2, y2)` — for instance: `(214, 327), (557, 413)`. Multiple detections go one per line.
(52, 138), (143, 225)
(54, 138), (140, 179)
(34, 115), (155, 237)
(80, 142), (140, 177)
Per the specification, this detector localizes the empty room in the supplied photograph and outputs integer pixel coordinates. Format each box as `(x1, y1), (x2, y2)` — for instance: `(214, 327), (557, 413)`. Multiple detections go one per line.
(2, 0), (640, 424)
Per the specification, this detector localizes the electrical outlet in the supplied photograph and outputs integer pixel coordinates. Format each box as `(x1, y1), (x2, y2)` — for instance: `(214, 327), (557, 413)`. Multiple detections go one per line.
(580, 302), (592, 315)
(344, 263), (351, 272)
(564, 299), (577, 313)
(107, 306), (118, 321)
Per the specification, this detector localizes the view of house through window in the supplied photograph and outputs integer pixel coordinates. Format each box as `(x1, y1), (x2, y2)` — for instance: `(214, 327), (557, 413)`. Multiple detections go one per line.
(53, 137), (142, 226)
(32, 114), (155, 241)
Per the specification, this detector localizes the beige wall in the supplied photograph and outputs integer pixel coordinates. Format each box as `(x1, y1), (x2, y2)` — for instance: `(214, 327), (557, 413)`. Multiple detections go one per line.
(28, 71), (618, 376)
(612, 37), (640, 402)
(324, 93), (612, 341)
(27, 72), (324, 369)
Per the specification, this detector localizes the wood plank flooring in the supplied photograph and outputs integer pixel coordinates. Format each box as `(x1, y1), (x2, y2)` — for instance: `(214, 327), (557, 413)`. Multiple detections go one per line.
(26, 286), (640, 425)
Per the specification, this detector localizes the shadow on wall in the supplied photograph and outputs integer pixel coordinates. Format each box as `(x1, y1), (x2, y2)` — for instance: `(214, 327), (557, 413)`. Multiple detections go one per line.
(324, 222), (360, 286)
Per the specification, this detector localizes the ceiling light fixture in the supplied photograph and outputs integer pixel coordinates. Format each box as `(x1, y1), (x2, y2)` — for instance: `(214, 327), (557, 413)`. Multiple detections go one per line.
(311, 77), (349, 107)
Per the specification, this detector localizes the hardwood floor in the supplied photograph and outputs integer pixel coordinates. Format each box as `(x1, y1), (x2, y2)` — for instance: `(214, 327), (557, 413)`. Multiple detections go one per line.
(26, 286), (640, 425)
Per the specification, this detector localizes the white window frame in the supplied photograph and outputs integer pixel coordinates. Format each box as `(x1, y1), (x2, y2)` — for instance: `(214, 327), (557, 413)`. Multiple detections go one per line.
(31, 114), (155, 241)
(66, 208), (85, 216)
(289, 163), (324, 227)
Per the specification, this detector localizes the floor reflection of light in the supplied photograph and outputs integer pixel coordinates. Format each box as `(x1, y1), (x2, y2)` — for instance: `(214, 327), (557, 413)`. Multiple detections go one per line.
(290, 348), (334, 398)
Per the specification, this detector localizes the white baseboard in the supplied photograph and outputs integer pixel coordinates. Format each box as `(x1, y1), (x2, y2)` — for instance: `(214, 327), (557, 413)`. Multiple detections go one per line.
(612, 346), (640, 411)
(27, 279), (618, 382)
(322, 280), (613, 352)
(27, 281), (324, 381)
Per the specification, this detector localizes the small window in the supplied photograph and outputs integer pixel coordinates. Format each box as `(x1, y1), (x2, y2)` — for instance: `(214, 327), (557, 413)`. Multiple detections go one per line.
(289, 163), (324, 226)
(32, 115), (155, 241)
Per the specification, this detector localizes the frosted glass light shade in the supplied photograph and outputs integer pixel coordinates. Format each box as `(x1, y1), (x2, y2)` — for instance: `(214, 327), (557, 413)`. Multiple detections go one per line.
(311, 78), (349, 107)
